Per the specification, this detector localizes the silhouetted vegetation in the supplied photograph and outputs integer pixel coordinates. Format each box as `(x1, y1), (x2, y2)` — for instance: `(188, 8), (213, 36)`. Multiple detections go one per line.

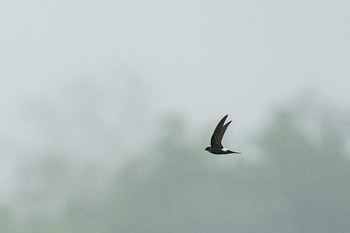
(6, 99), (350, 233)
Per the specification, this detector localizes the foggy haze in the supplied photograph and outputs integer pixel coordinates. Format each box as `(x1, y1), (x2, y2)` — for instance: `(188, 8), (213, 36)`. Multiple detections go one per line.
(0, 0), (349, 232)
(1, 0), (349, 133)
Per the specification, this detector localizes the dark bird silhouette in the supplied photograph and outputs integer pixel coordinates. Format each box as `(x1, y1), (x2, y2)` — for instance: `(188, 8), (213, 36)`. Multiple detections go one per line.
(205, 115), (241, 155)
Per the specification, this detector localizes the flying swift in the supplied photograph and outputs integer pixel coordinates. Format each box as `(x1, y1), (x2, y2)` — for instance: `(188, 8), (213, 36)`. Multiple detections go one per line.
(205, 115), (241, 155)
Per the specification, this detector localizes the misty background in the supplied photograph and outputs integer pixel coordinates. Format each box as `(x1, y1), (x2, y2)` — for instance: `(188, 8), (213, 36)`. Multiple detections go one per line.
(1, 0), (350, 232)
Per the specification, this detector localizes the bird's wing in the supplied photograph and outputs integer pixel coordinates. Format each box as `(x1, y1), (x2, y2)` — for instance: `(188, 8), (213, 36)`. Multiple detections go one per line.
(210, 115), (228, 148)
(218, 121), (231, 144)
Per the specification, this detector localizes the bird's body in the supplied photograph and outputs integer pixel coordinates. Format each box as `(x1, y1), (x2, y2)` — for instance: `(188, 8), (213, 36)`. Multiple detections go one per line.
(205, 147), (236, 155)
(205, 115), (240, 155)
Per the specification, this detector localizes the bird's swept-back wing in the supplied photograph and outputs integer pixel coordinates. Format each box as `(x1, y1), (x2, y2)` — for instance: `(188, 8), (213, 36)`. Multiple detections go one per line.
(218, 121), (231, 144)
(210, 115), (228, 148)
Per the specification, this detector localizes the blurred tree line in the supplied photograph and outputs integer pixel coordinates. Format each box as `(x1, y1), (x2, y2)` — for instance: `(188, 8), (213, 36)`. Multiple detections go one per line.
(4, 97), (350, 233)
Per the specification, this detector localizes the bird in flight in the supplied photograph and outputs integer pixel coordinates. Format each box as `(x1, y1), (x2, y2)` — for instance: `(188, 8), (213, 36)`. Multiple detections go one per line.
(205, 115), (241, 155)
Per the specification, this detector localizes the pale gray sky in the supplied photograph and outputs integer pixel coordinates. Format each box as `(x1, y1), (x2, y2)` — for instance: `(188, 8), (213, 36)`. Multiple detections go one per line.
(1, 0), (349, 119)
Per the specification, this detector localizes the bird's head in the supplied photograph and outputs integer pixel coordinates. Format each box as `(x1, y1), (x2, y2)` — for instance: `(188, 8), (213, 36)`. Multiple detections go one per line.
(205, 146), (210, 151)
